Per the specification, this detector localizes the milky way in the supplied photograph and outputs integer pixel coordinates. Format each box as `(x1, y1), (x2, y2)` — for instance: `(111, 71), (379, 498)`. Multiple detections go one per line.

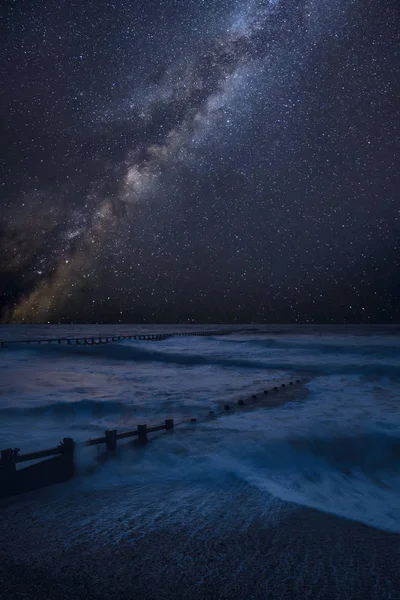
(1, 0), (399, 323)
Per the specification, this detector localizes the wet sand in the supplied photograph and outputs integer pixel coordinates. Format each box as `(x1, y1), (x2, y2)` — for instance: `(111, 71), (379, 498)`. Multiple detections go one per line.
(0, 483), (399, 600)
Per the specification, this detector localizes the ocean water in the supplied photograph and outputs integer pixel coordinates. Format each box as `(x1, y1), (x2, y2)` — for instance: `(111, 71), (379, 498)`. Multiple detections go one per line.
(1, 324), (400, 540)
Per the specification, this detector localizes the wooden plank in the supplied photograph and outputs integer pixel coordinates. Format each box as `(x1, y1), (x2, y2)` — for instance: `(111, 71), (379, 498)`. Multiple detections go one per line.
(147, 424), (167, 433)
(0, 454), (75, 498)
(85, 436), (106, 447)
(15, 446), (62, 463)
(115, 430), (138, 440)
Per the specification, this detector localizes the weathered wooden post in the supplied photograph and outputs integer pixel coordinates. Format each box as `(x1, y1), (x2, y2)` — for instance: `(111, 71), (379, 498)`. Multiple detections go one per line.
(60, 437), (74, 456)
(137, 424), (148, 444)
(59, 438), (75, 477)
(238, 399), (244, 406)
(0, 448), (19, 496)
(105, 429), (117, 451)
(165, 419), (174, 430)
(0, 448), (18, 475)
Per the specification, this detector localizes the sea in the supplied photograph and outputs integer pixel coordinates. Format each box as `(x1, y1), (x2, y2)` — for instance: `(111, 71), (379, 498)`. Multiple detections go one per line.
(1, 324), (400, 599)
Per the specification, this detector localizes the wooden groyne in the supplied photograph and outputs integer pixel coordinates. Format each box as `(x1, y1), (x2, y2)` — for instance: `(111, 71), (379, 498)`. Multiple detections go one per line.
(0, 377), (309, 499)
(0, 329), (232, 348)
(0, 419), (175, 498)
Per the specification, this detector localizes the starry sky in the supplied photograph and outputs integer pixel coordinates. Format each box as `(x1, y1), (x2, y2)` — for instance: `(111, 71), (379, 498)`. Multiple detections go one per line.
(1, 0), (399, 324)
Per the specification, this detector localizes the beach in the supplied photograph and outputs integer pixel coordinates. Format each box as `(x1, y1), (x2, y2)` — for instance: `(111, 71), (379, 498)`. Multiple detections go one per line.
(1, 482), (399, 599)
(0, 325), (399, 598)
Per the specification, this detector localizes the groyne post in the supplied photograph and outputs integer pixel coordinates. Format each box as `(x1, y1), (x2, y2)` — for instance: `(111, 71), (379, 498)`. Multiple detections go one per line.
(137, 424), (148, 444)
(105, 430), (117, 451)
(165, 419), (174, 430)
(60, 437), (75, 456)
(0, 448), (18, 476)
(0, 448), (19, 495)
(59, 438), (75, 476)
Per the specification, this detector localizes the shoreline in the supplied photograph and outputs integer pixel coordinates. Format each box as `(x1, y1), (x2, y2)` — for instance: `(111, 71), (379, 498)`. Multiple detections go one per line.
(1, 484), (399, 600)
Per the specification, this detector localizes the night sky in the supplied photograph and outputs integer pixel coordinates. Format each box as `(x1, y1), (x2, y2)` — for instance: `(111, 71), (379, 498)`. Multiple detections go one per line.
(1, 0), (399, 324)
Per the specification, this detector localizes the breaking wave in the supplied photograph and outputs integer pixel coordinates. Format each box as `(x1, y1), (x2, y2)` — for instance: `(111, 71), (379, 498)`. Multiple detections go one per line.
(1, 325), (400, 533)
(0, 399), (128, 418)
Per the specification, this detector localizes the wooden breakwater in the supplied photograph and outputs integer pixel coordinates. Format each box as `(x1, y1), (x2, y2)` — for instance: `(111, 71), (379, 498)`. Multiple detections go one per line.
(0, 329), (233, 348)
(0, 420), (175, 499)
(0, 377), (309, 499)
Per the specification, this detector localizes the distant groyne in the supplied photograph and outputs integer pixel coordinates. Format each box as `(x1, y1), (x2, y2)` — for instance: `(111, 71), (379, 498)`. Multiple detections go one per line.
(0, 329), (233, 348)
